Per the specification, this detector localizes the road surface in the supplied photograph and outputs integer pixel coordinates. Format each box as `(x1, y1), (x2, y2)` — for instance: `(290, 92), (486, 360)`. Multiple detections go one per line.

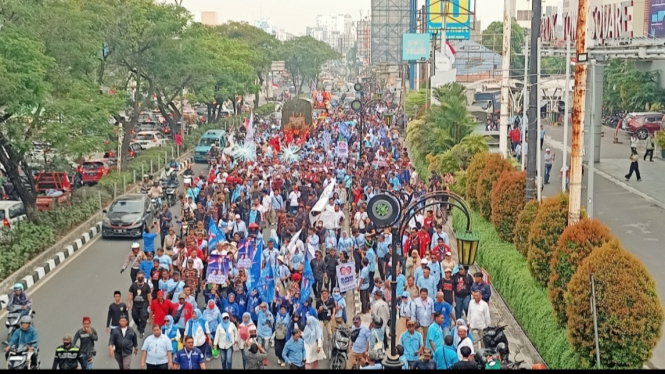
(2, 158), (331, 369)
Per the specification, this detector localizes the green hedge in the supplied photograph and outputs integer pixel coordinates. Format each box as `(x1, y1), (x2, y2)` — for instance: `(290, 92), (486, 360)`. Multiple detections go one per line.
(255, 103), (277, 116)
(452, 209), (579, 369)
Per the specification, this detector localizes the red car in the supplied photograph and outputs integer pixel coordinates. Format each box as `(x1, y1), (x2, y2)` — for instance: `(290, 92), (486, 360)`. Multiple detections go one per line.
(621, 112), (664, 139)
(79, 160), (113, 185)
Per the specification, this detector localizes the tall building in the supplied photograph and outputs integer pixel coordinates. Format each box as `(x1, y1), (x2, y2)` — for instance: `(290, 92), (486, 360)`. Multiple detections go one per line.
(370, 0), (410, 65)
(357, 18), (371, 66)
(199, 11), (218, 26)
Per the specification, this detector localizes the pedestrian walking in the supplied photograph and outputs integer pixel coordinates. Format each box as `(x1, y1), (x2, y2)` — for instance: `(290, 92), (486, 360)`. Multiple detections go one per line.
(108, 315), (138, 370)
(282, 328), (306, 370)
(245, 342), (268, 370)
(107, 291), (128, 333)
(645, 133), (655, 162)
(172, 336), (207, 370)
(140, 325), (173, 370)
(543, 148), (554, 184)
(53, 334), (86, 370)
(128, 271), (152, 338)
(630, 134), (639, 154)
(73, 316), (97, 370)
(625, 151), (642, 182)
(213, 313), (237, 369)
(467, 290), (491, 351)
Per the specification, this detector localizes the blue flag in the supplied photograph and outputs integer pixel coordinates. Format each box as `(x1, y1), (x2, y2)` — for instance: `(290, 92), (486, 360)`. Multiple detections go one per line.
(231, 185), (243, 203)
(257, 262), (276, 304)
(248, 238), (263, 293)
(300, 251), (315, 304)
(208, 216), (223, 249)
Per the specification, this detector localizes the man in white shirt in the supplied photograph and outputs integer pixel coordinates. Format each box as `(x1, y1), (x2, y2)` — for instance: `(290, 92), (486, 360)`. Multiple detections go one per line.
(140, 325), (173, 369)
(456, 326), (474, 361)
(409, 212), (424, 230)
(232, 215), (248, 238)
(288, 187), (301, 215)
(353, 206), (368, 232)
(467, 290), (491, 351)
(430, 225), (450, 250)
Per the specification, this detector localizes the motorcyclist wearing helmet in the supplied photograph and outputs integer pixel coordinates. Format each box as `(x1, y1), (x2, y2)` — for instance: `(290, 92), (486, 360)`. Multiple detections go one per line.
(168, 158), (180, 171)
(140, 175), (151, 191)
(6, 315), (39, 368)
(52, 334), (85, 370)
(7, 283), (32, 316)
(182, 163), (194, 177)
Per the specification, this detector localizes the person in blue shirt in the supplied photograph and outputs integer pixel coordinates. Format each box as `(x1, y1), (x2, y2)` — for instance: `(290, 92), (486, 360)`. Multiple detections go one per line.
(426, 312), (446, 352)
(433, 291), (455, 336)
(398, 319), (423, 369)
(297, 298), (317, 321)
(139, 252), (155, 275)
(142, 224), (158, 254)
(247, 289), (261, 325)
(233, 286), (249, 317)
(172, 336), (206, 370)
(358, 258), (371, 314)
(290, 247), (304, 273)
(154, 247), (172, 273)
(282, 328), (306, 369)
(221, 293), (240, 323)
(256, 302), (274, 357)
(348, 316), (370, 369)
(434, 335), (459, 369)
(365, 244), (377, 281)
(416, 267), (437, 299)
(375, 235), (388, 279)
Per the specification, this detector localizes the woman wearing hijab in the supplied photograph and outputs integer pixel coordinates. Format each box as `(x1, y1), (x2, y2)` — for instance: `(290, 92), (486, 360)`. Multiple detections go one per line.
(248, 288), (262, 325)
(325, 229), (337, 251)
(183, 309), (211, 359)
(451, 318), (474, 347)
(203, 299), (223, 360)
(238, 312), (255, 369)
(337, 231), (353, 258)
(405, 250), (421, 279)
(269, 229), (280, 250)
(302, 315), (326, 369)
(213, 312), (238, 369)
(332, 287), (347, 325)
(161, 315), (179, 353)
(221, 293), (240, 323)
(274, 305), (290, 367)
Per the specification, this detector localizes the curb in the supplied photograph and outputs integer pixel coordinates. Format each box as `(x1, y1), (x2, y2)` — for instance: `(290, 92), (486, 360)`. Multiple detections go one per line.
(0, 222), (102, 307)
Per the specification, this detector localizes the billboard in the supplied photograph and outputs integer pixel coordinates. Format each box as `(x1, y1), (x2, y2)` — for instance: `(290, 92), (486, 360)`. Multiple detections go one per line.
(402, 33), (431, 61)
(270, 61), (285, 72)
(650, 0), (665, 37)
(426, 0), (471, 40)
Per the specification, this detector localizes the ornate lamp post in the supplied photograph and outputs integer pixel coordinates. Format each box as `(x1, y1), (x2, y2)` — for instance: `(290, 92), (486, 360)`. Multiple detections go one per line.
(351, 87), (390, 163)
(384, 113), (394, 127)
(366, 190), (479, 370)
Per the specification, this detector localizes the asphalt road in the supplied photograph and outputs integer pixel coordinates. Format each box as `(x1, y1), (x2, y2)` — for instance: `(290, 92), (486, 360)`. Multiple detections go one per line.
(542, 123), (665, 369)
(3, 159), (331, 370)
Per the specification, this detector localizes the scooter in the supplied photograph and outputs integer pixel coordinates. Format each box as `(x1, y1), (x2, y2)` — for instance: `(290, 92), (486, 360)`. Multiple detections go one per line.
(5, 307), (34, 341)
(329, 325), (351, 370)
(483, 323), (510, 356)
(3, 341), (40, 370)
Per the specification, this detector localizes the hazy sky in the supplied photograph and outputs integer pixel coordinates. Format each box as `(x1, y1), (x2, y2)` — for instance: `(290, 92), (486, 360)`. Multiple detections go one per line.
(179, 0), (503, 35)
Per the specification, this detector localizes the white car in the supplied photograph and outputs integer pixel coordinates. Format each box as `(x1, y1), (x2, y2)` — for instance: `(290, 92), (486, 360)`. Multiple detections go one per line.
(132, 131), (167, 150)
(0, 201), (27, 231)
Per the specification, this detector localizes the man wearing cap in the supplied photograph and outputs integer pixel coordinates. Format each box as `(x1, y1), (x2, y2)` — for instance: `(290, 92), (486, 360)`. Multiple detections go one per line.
(348, 315), (371, 369)
(398, 319), (423, 369)
(53, 334), (86, 370)
(452, 266), (474, 321)
(397, 291), (416, 339)
(370, 289), (390, 345)
(174, 293), (194, 338)
(73, 316), (98, 369)
(232, 214), (248, 238)
(149, 290), (176, 327)
(544, 148), (555, 184)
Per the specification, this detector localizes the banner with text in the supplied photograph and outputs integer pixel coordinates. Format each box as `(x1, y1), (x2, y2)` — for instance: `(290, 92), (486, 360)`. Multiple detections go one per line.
(336, 263), (357, 293)
(206, 254), (229, 285)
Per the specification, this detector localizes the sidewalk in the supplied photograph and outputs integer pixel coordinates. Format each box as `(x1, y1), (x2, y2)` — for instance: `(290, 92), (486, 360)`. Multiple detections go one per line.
(443, 216), (542, 368)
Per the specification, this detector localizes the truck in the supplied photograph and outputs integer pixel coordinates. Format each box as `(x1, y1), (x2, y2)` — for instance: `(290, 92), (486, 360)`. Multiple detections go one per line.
(34, 171), (73, 211)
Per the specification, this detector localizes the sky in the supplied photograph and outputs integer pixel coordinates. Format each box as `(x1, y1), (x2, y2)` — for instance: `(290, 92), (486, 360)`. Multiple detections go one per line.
(177, 0), (504, 35)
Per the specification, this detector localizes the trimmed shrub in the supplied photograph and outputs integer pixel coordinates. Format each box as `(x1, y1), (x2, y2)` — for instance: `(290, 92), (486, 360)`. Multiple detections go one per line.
(490, 171), (526, 242)
(566, 242), (664, 368)
(465, 152), (489, 210)
(527, 193), (569, 287)
(450, 170), (467, 196)
(476, 153), (514, 220)
(514, 200), (539, 256)
(548, 219), (615, 325)
(452, 210), (579, 369)
(0, 223), (55, 280)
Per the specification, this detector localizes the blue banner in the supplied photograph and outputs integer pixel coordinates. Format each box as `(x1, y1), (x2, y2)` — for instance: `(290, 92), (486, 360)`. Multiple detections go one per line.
(237, 239), (256, 269)
(206, 254), (229, 284)
(299, 251), (315, 304)
(248, 238), (263, 293)
(402, 33), (431, 61)
(257, 263), (275, 304)
(208, 216), (223, 249)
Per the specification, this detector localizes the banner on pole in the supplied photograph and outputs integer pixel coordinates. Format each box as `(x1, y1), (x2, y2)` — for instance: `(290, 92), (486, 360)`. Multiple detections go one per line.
(206, 254), (229, 285)
(336, 140), (349, 158)
(336, 263), (357, 293)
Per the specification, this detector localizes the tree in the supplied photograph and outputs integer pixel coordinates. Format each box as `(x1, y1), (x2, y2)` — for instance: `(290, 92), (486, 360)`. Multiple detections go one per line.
(481, 20), (525, 77)
(490, 171), (526, 242)
(216, 21), (280, 107)
(548, 219), (615, 326)
(428, 134), (489, 175)
(464, 152), (489, 209)
(527, 193), (569, 287)
(280, 36), (340, 94)
(603, 59), (665, 112)
(566, 242), (664, 368)
(513, 200), (539, 256)
(475, 153), (514, 220)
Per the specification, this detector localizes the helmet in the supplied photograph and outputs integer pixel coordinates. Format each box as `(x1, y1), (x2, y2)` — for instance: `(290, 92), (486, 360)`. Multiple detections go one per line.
(19, 316), (32, 325)
(371, 315), (383, 328)
(13, 283), (24, 291)
(131, 242), (140, 249)
(165, 165), (170, 171)
(496, 342), (508, 356)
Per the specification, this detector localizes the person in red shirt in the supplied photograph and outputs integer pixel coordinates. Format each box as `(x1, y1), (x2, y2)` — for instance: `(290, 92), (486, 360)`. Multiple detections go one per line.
(510, 126), (521, 152)
(174, 293), (194, 335)
(149, 290), (175, 327)
(423, 210), (434, 230)
(417, 226), (431, 258)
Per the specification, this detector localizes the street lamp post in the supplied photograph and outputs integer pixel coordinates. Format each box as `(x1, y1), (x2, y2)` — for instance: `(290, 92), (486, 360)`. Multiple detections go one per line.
(366, 191), (479, 369)
(351, 93), (390, 164)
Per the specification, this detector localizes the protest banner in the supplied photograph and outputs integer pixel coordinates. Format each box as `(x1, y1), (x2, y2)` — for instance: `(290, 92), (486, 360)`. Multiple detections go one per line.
(206, 254), (229, 285)
(237, 238), (256, 269)
(336, 140), (348, 158)
(336, 262), (357, 293)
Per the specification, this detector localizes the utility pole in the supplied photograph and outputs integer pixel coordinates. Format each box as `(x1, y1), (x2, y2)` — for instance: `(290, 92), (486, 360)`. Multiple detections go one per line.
(536, 39), (542, 202)
(525, 0), (542, 201)
(562, 40), (571, 192)
(521, 37), (528, 171)
(499, 0), (512, 158)
(569, 0), (589, 224)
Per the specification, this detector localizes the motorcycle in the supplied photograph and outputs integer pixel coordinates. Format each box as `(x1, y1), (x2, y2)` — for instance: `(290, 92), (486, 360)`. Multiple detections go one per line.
(150, 197), (162, 212)
(5, 307), (34, 340)
(329, 325), (351, 370)
(476, 345), (525, 370)
(483, 323), (510, 356)
(3, 341), (40, 370)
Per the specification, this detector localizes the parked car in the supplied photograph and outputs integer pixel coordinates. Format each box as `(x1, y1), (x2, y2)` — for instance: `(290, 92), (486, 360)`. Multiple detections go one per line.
(101, 194), (154, 238)
(103, 143), (142, 161)
(132, 131), (168, 150)
(79, 160), (113, 185)
(0, 201), (27, 230)
(621, 112), (664, 139)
